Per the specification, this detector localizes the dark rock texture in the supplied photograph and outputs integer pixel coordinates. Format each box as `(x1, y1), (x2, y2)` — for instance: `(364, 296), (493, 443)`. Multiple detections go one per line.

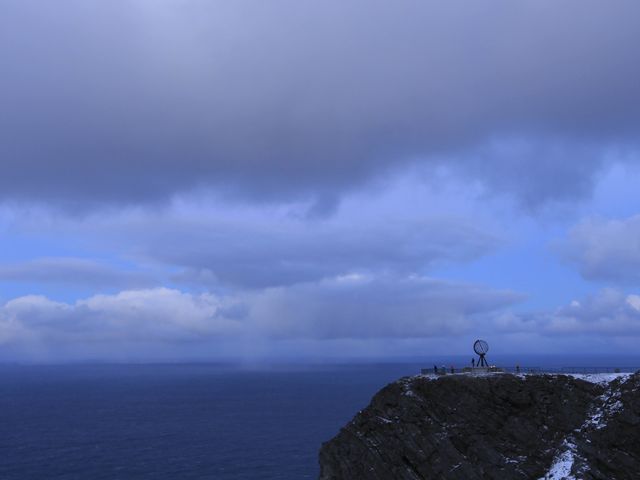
(319, 372), (640, 479)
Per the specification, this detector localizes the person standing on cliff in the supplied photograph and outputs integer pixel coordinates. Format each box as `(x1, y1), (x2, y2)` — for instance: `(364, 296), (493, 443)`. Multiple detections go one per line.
(472, 358), (475, 368)
(433, 365), (437, 374)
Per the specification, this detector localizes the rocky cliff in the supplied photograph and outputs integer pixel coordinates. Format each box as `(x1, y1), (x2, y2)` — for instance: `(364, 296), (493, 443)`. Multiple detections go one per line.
(319, 372), (640, 479)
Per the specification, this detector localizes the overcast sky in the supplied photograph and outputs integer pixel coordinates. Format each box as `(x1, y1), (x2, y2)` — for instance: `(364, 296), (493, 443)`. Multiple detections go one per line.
(2, 1), (640, 362)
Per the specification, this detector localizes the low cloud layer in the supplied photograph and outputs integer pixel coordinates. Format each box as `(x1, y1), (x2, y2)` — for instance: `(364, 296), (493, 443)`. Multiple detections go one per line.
(0, 288), (241, 361)
(6, 280), (640, 361)
(0, 275), (521, 361)
(0, 257), (155, 289)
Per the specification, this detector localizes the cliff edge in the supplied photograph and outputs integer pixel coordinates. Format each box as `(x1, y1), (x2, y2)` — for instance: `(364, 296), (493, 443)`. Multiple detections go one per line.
(319, 372), (640, 479)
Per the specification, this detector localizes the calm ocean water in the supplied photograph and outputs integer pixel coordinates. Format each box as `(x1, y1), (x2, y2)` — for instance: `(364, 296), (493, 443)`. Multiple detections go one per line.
(1, 356), (639, 479)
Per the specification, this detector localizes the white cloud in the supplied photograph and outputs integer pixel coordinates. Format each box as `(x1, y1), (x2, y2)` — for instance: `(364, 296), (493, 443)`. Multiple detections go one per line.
(0, 288), (243, 349)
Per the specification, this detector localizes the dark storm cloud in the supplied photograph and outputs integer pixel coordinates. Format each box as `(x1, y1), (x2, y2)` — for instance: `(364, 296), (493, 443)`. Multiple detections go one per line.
(1, 1), (640, 208)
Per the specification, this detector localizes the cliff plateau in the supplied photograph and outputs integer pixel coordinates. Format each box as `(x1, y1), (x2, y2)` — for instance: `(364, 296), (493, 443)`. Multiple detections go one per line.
(319, 372), (640, 480)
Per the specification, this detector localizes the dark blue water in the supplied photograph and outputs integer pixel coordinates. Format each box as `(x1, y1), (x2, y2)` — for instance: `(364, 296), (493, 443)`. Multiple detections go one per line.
(0, 363), (417, 480)
(1, 357), (639, 479)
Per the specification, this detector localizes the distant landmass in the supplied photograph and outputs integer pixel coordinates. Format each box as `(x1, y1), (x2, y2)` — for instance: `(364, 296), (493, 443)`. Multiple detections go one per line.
(319, 372), (640, 479)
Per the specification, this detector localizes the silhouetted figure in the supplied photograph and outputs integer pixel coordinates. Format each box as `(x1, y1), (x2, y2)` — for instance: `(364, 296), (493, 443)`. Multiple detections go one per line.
(433, 365), (437, 374)
(516, 364), (520, 373)
(472, 358), (475, 368)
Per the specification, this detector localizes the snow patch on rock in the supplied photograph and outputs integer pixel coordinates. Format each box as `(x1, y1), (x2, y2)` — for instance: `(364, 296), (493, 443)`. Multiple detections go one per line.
(582, 375), (627, 430)
(567, 373), (631, 385)
(540, 441), (577, 480)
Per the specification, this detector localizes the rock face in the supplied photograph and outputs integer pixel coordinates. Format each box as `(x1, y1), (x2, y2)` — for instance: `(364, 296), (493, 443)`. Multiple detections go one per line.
(319, 372), (640, 479)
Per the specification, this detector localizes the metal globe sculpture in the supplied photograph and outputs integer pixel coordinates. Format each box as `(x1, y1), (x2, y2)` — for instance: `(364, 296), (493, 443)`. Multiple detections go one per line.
(473, 339), (489, 367)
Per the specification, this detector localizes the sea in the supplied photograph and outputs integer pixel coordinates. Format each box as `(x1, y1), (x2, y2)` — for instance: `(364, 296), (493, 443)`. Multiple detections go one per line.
(1, 355), (639, 479)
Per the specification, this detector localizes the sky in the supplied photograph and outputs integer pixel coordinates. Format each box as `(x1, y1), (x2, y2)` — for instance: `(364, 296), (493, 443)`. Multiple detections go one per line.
(2, 1), (640, 362)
